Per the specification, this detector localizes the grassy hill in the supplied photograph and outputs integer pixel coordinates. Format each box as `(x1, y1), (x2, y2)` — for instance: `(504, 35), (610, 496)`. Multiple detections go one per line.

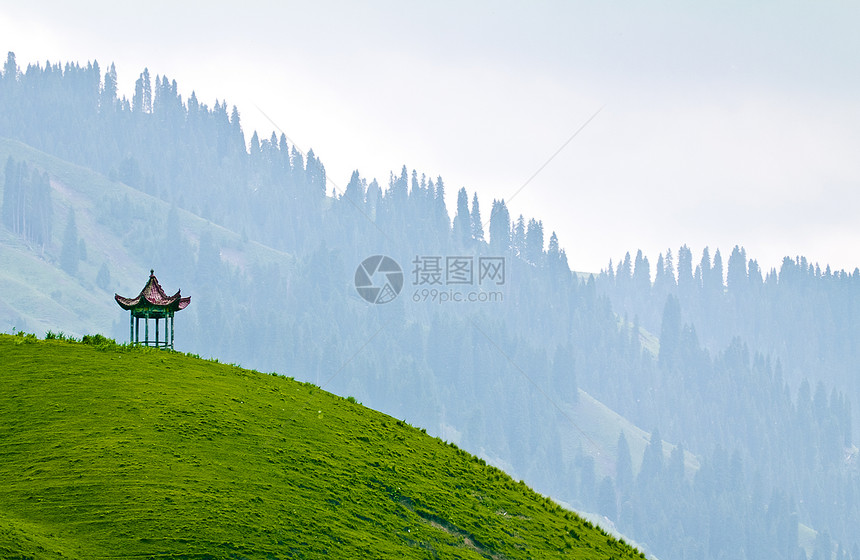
(0, 333), (645, 559)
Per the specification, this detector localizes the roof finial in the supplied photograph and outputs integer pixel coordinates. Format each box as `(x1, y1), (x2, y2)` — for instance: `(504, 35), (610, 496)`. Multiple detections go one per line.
(150, 269), (155, 276)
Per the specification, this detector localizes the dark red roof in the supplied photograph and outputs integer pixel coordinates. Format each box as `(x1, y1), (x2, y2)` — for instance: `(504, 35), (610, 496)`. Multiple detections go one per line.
(115, 270), (191, 312)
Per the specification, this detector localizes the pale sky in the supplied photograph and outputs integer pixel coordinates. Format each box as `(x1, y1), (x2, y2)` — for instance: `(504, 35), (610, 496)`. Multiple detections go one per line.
(2, 1), (859, 275)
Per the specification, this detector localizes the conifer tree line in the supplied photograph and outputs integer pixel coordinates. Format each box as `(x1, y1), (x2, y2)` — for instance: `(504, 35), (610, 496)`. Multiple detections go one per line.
(0, 52), (327, 253)
(2, 51), (859, 560)
(598, 245), (860, 433)
(590, 249), (860, 559)
(1, 156), (52, 247)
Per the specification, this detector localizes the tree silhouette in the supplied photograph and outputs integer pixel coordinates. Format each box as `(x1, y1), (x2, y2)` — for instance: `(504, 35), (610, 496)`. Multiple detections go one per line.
(60, 207), (79, 276)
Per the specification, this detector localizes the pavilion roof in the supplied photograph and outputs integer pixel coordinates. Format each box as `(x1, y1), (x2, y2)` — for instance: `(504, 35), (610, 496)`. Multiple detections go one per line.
(115, 270), (191, 312)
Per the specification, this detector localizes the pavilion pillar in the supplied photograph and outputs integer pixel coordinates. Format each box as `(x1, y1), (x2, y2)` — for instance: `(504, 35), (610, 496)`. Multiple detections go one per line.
(170, 314), (175, 349)
(129, 313), (133, 345)
(156, 318), (160, 347)
(145, 316), (149, 346)
(135, 317), (140, 345)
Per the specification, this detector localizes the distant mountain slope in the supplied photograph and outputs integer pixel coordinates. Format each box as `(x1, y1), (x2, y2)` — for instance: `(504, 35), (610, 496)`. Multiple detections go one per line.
(5, 55), (852, 559)
(0, 136), (687, 529)
(559, 390), (699, 480)
(0, 137), (294, 341)
(0, 334), (644, 560)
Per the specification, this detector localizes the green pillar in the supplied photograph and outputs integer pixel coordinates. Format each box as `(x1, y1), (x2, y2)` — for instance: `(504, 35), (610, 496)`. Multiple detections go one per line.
(129, 313), (133, 344)
(170, 313), (175, 349)
(155, 317), (160, 347)
(145, 316), (149, 347)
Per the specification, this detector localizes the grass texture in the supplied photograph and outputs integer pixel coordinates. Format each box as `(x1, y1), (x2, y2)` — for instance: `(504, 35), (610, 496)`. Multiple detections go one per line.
(0, 333), (644, 559)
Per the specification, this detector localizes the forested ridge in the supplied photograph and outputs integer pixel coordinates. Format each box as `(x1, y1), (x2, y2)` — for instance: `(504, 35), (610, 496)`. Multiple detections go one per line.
(1, 52), (859, 560)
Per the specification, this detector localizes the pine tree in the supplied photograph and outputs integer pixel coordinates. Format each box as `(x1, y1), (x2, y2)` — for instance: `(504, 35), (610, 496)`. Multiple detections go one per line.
(633, 250), (651, 298)
(2, 51), (17, 81)
(100, 62), (117, 113)
(470, 192), (484, 242)
(666, 443), (685, 486)
(677, 245), (693, 293)
(604, 259), (615, 283)
(698, 247), (711, 290)
(434, 176), (449, 231)
(551, 344), (577, 401)
(578, 453), (596, 507)
(558, 249), (570, 275)
(547, 232), (560, 260)
(132, 69), (152, 114)
(118, 156), (143, 189)
(305, 149), (326, 198)
(78, 238), (87, 263)
(142, 68), (152, 113)
(525, 218), (544, 265)
(512, 215), (526, 257)
(655, 253), (666, 287)
(389, 165), (408, 204)
(343, 170), (364, 205)
(366, 179), (381, 219)
(598, 476), (618, 521)
(30, 169), (53, 247)
(546, 232), (569, 277)
(638, 427), (664, 487)
(196, 230), (221, 286)
(488, 199), (510, 252)
(617, 252), (632, 291)
(727, 245), (747, 294)
(664, 248), (675, 282)
(616, 432), (634, 495)
(290, 146), (305, 185)
(96, 261), (111, 290)
(710, 248), (724, 292)
(452, 187), (470, 246)
(2, 159), (52, 247)
(1, 156), (21, 230)
(748, 258), (763, 287)
(812, 531), (832, 560)
(60, 208), (79, 275)
(658, 295), (681, 368)
(410, 169), (420, 198)
(229, 105), (245, 153)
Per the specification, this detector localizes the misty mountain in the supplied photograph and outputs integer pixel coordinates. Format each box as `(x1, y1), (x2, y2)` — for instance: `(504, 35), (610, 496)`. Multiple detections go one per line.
(1, 52), (859, 560)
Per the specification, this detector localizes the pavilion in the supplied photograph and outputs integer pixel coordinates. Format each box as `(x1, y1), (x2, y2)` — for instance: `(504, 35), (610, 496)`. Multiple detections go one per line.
(115, 270), (190, 349)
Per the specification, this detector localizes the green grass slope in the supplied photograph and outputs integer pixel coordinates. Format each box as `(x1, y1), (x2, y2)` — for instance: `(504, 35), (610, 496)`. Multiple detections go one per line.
(0, 334), (644, 560)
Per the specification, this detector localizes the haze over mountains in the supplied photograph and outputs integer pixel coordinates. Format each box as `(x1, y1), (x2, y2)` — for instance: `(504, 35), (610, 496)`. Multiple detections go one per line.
(1, 52), (859, 560)
(6, 2), (859, 275)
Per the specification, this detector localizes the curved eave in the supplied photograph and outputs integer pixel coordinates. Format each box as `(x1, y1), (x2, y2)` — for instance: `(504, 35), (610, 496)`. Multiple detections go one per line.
(115, 293), (191, 312)
(115, 294), (140, 310)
